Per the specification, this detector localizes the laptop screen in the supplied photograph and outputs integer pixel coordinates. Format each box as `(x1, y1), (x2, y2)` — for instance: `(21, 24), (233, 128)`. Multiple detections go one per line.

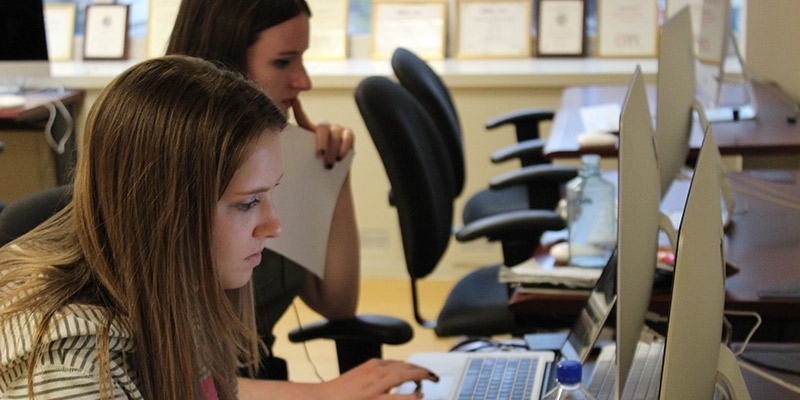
(559, 248), (617, 363)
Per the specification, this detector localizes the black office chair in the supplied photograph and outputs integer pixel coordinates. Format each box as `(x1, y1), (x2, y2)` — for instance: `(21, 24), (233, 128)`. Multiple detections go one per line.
(0, 185), (413, 375)
(0, 185), (73, 246)
(355, 76), (567, 338)
(390, 48), (577, 266)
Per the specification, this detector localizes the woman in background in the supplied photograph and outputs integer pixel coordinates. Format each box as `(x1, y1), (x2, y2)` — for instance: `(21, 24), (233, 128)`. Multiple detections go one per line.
(0, 55), (435, 399)
(168, 0), (362, 380)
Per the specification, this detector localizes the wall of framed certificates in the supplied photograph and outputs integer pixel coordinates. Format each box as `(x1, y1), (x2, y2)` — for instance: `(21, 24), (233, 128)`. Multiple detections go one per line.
(44, 0), (749, 62)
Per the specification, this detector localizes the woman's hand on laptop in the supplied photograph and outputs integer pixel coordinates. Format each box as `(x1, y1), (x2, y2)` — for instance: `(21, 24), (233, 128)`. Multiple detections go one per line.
(323, 358), (439, 399)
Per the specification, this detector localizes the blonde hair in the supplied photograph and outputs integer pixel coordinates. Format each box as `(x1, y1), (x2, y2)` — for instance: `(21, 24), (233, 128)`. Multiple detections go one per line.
(0, 55), (286, 399)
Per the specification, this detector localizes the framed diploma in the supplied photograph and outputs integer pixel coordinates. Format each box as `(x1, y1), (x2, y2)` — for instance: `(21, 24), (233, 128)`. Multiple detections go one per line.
(370, 0), (447, 60)
(305, 0), (349, 60)
(146, 0), (182, 58)
(596, 0), (658, 58)
(695, 0), (730, 64)
(44, 3), (76, 61)
(536, 0), (586, 57)
(454, 0), (532, 59)
(83, 4), (129, 60)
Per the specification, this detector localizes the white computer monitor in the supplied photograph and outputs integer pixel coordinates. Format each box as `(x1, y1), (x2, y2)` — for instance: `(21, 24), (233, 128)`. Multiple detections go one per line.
(656, 6), (696, 199)
(0, 0), (51, 93)
(615, 65), (662, 399)
(658, 116), (726, 400)
(695, 0), (756, 122)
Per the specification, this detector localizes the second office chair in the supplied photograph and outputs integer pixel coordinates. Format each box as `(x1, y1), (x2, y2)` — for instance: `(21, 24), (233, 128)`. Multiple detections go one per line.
(356, 75), (568, 338)
(390, 47), (577, 266)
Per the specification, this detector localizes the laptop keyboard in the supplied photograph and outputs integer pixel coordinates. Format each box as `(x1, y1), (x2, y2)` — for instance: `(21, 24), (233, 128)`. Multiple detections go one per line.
(588, 341), (665, 400)
(457, 355), (541, 400)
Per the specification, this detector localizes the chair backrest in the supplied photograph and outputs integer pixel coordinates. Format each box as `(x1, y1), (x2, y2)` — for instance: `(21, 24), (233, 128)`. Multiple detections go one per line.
(391, 47), (466, 198)
(355, 75), (455, 280)
(0, 185), (72, 247)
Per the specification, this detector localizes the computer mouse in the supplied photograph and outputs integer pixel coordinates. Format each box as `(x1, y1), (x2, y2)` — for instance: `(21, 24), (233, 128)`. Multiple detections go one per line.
(577, 131), (617, 148)
(0, 94), (26, 109)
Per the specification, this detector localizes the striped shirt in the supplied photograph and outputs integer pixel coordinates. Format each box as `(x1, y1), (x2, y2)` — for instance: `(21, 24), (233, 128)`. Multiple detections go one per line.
(0, 303), (144, 399)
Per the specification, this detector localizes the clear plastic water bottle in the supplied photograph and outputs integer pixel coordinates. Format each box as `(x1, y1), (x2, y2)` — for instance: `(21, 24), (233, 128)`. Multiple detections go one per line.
(542, 360), (596, 400)
(566, 154), (616, 268)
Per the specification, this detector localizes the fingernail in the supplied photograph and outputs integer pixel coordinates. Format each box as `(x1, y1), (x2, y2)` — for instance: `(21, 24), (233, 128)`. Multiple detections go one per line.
(336, 156), (342, 161)
(429, 371), (439, 381)
(317, 149), (326, 157)
(325, 163), (333, 170)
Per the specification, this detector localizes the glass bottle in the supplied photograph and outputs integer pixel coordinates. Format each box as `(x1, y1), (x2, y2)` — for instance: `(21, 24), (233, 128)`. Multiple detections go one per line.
(542, 360), (596, 400)
(566, 154), (616, 268)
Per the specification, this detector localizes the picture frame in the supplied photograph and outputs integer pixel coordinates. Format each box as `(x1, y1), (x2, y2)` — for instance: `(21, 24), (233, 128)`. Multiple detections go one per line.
(305, 0), (350, 60)
(536, 0), (587, 57)
(454, 0), (532, 59)
(83, 4), (130, 60)
(146, 0), (182, 59)
(43, 3), (77, 61)
(370, 0), (447, 60)
(596, 0), (658, 58)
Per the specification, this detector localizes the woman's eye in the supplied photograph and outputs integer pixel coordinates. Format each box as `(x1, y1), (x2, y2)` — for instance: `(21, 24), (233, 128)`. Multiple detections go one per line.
(273, 59), (291, 69)
(238, 199), (260, 212)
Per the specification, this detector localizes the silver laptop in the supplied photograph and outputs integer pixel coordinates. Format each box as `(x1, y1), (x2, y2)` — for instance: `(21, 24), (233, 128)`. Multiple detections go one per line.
(395, 247), (619, 399)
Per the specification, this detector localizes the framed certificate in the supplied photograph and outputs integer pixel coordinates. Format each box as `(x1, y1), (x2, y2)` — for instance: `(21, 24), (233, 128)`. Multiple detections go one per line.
(306, 0), (349, 60)
(370, 0), (447, 60)
(536, 0), (586, 57)
(695, 0), (730, 64)
(44, 3), (76, 61)
(596, 0), (658, 57)
(454, 0), (532, 59)
(83, 4), (130, 60)
(146, 0), (182, 58)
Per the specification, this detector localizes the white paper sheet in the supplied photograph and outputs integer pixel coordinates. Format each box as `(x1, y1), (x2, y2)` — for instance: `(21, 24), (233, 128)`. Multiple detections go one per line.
(264, 125), (354, 278)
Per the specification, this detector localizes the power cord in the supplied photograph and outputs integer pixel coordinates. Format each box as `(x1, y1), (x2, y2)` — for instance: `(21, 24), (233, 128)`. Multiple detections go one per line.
(736, 360), (800, 394)
(43, 98), (74, 155)
(725, 171), (800, 210)
(290, 301), (326, 382)
(720, 311), (800, 394)
(722, 310), (761, 356)
(20, 84), (75, 155)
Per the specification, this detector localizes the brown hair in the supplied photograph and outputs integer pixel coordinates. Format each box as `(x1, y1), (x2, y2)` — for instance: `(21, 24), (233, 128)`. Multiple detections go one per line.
(0, 55), (286, 399)
(167, 0), (311, 74)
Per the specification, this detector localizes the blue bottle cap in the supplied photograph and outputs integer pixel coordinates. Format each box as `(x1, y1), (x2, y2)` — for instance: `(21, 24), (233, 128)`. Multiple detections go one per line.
(556, 360), (582, 385)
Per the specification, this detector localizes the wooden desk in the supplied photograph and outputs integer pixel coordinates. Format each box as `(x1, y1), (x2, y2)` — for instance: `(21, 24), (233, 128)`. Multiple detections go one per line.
(0, 90), (83, 201)
(544, 82), (800, 159)
(510, 170), (800, 341)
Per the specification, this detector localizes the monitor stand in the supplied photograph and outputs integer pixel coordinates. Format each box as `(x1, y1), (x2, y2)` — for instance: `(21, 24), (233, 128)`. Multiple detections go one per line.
(716, 344), (752, 400)
(697, 32), (758, 123)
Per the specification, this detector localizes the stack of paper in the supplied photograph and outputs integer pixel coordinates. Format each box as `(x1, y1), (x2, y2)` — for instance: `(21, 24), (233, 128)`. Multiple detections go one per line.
(498, 257), (602, 294)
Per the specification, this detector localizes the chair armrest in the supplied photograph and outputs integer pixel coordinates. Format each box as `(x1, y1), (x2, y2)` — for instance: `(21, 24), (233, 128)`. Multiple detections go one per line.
(485, 108), (555, 143)
(455, 209), (565, 242)
(456, 209), (566, 266)
(288, 314), (413, 345)
(490, 139), (547, 164)
(488, 164), (578, 190)
(288, 314), (414, 374)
